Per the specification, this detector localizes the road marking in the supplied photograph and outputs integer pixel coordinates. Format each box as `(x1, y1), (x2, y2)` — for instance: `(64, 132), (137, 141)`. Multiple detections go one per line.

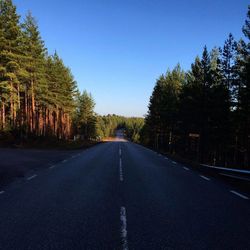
(165, 157), (168, 160)
(49, 165), (56, 169)
(200, 175), (210, 181)
(230, 190), (249, 200)
(119, 148), (122, 157)
(0, 191), (5, 195)
(119, 158), (123, 181)
(120, 206), (128, 250)
(219, 173), (250, 181)
(27, 174), (37, 181)
(183, 167), (190, 171)
(172, 161), (177, 164)
(62, 159), (67, 163)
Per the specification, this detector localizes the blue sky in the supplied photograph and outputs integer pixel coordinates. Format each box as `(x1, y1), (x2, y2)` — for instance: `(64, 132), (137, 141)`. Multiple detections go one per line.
(15, 0), (249, 117)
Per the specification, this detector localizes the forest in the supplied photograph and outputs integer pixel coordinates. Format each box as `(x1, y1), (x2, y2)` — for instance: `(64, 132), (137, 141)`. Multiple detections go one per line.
(141, 6), (250, 169)
(1, 0), (250, 169)
(0, 0), (143, 145)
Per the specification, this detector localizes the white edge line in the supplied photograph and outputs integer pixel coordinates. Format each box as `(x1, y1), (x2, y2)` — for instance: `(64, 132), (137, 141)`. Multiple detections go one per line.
(0, 191), (5, 194)
(120, 206), (128, 250)
(230, 190), (249, 200)
(200, 175), (210, 181)
(201, 164), (250, 174)
(27, 174), (37, 181)
(219, 173), (250, 181)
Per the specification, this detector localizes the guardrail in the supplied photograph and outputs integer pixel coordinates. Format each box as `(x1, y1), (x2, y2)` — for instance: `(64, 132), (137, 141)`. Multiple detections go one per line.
(200, 164), (250, 182)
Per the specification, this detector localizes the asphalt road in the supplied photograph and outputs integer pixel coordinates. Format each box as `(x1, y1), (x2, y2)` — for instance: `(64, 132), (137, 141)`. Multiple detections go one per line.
(0, 139), (249, 249)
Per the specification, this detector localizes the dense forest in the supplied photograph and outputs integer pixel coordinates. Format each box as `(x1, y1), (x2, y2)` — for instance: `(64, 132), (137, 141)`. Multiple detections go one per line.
(0, 0), (77, 140)
(141, 6), (250, 169)
(0, 0), (143, 144)
(97, 115), (144, 142)
(2, 0), (250, 169)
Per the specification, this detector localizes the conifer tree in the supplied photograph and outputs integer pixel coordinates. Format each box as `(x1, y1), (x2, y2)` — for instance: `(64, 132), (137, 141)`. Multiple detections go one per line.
(76, 91), (96, 140)
(0, 0), (22, 129)
(20, 12), (47, 134)
(221, 33), (237, 108)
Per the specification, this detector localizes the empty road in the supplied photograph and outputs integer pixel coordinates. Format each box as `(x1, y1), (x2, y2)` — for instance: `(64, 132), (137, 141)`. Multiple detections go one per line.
(0, 137), (249, 249)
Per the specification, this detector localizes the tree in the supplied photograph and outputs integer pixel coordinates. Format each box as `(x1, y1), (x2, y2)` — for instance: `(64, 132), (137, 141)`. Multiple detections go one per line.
(0, 0), (22, 130)
(20, 12), (47, 135)
(221, 33), (237, 107)
(75, 91), (96, 140)
(179, 57), (203, 159)
(236, 5), (250, 167)
(144, 64), (185, 150)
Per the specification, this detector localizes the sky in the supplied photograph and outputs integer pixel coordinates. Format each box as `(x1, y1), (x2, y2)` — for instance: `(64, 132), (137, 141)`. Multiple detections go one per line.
(14, 0), (249, 117)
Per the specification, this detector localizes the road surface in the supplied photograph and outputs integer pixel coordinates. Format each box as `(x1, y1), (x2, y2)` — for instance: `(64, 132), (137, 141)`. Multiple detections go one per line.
(0, 137), (249, 249)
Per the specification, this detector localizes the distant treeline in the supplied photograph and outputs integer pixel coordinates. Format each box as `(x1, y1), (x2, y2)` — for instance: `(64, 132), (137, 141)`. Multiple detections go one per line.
(97, 115), (144, 142)
(141, 6), (250, 169)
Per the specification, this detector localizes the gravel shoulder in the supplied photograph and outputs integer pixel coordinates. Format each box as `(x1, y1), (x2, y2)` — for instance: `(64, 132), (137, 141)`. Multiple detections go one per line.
(0, 148), (83, 188)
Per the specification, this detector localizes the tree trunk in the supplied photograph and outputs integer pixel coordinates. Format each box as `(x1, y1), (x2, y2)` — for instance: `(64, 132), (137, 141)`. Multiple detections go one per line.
(31, 80), (35, 132)
(25, 87), (28, 134)
(10, 81), (13, 126)
(2, 101), (5, 129)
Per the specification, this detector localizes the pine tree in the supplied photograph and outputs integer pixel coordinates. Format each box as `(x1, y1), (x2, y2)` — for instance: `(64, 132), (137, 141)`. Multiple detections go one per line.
(209, 47), (231, 165)
(0, 0), (22, 129)
(20, 12), (47, 135)
(45, 52), (77, 139)
(221, 33), (237, 107)
(144, 64), (185, 150)
(75, 91), (96, 140)
(236, 5), (250, 167)
(179, 57), (203, 160)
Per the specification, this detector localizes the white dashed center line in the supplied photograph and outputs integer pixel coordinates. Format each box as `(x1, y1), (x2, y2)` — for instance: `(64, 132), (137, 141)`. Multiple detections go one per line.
(172, 161), (177, 164)
(230, 190), (249, 200)
(27, 174), (37, 181)
(119, 148), (122, 157)
(49, 165), (56, 169)
(120, 206), (128, 250)
(62, 159), (67, 163)
(0, 191), (5, 195)
(183, 167), (190, 171)
(119, 158), (123, 182)
(200, 175), (210, 181)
